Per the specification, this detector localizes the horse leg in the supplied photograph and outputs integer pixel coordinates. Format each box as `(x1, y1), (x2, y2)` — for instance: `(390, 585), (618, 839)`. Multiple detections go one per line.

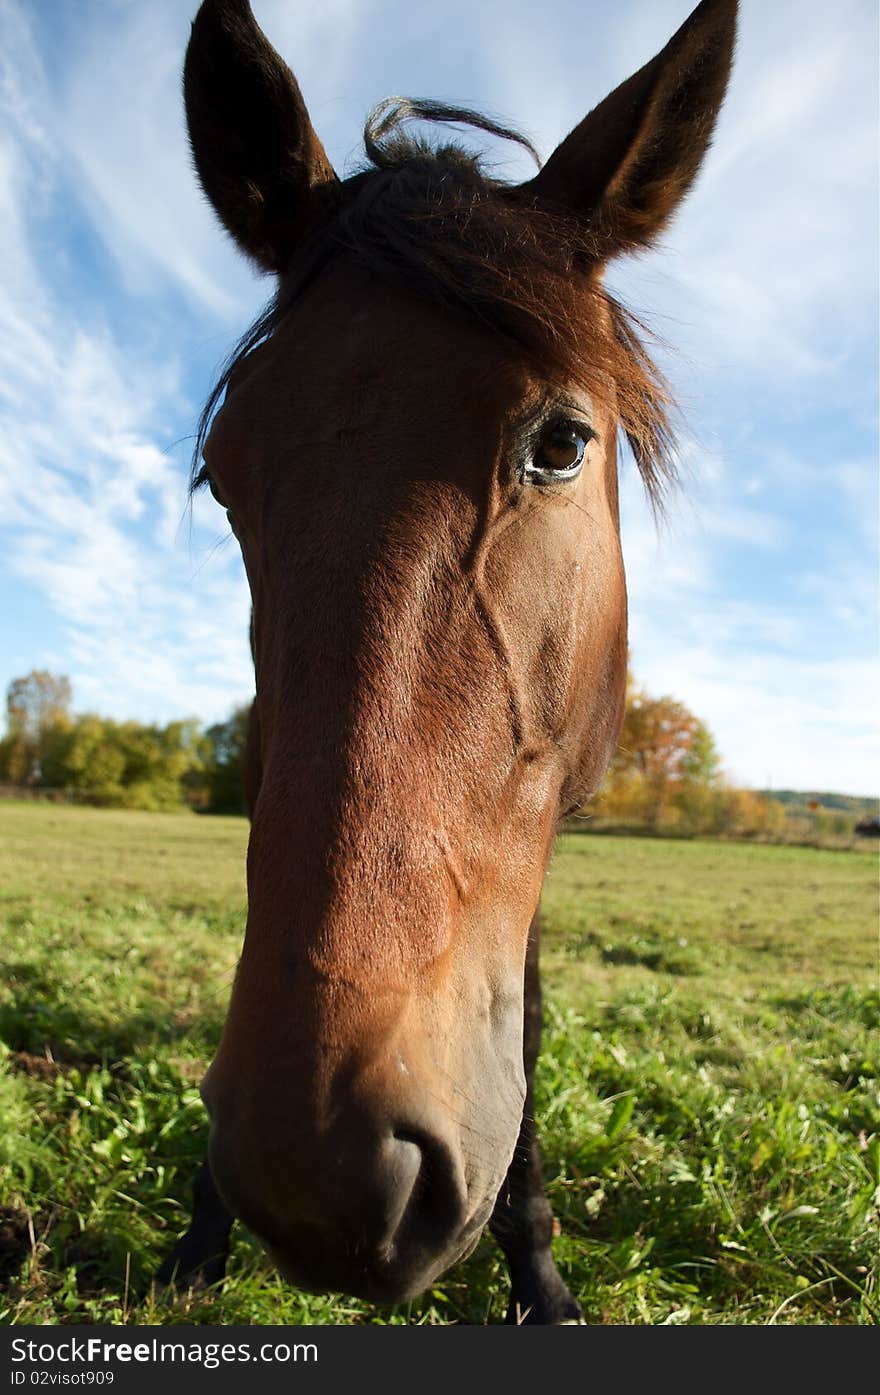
(156, 1158), (233, 1291)
(156, 697), (251, 1296)
(489, 910), (583, 1324)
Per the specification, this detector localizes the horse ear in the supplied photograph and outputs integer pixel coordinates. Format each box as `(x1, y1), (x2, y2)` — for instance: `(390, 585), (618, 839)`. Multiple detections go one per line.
(184, 0), (338, 273)
(521, 0), (737, 261)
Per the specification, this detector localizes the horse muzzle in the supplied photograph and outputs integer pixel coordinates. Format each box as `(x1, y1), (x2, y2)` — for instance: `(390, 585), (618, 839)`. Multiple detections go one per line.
(203, 1094), (501, 1303)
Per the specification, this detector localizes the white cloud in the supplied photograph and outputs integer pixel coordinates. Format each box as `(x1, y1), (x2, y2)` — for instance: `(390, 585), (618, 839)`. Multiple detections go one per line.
(30, 0), (372, 322)
(0, 8), (253, 726)
(592, 0), (878, 400)
(620, 458), (880, 796)
(638, 646), (880, 797)
(50, 2), (256, 319)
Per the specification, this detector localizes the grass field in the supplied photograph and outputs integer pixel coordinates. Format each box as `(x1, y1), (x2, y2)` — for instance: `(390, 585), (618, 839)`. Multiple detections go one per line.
(0, 803), (876, 1325)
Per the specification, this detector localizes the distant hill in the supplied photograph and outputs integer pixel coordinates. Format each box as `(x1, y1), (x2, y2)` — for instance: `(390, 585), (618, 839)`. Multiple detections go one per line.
(757, 790), (879, 819)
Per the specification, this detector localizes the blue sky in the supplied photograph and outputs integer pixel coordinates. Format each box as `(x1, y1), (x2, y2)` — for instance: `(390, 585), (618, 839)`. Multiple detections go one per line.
(0, 0), (877, 796)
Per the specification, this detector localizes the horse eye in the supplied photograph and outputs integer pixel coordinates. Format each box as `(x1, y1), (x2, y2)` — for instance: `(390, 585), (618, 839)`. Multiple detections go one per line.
(198, 470), (237, 532)
(206, 474), (228, 509)
(527, 424), (591, 483)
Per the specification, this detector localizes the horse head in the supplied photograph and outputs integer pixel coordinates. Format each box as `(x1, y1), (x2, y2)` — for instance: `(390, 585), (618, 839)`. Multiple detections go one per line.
(184, 0), (736, 1303)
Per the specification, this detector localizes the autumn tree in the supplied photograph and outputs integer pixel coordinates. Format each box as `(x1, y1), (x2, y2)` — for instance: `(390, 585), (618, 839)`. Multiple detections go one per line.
(62, 715), (127, 800)
(594, 673), (724, 829)
(1, 670), (72, 784)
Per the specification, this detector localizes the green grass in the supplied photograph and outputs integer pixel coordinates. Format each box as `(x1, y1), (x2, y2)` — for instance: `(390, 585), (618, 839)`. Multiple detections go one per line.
(0, 804), (876, 1325)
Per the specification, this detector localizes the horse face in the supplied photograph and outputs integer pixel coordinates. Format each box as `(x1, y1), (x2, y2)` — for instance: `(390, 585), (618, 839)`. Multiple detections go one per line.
(199, 261), (627, 1300)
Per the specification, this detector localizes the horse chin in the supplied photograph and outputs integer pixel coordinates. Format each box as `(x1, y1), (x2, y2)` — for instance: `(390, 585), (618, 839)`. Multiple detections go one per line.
(265, 1219), (489, 1306)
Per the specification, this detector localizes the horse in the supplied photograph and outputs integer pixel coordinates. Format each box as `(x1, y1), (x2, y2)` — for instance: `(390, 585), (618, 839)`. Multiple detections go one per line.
(159, 0), (737, 1323)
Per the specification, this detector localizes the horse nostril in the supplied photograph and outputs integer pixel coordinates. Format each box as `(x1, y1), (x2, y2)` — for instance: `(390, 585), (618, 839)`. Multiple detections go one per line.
(376, 1133), (422, 1243)
(392, 1127), (467, 1246)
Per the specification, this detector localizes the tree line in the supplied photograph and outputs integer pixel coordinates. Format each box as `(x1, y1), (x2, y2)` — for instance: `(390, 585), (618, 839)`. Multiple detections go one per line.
(0, 671), (248, 813)
(0, 667), (807, 837)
